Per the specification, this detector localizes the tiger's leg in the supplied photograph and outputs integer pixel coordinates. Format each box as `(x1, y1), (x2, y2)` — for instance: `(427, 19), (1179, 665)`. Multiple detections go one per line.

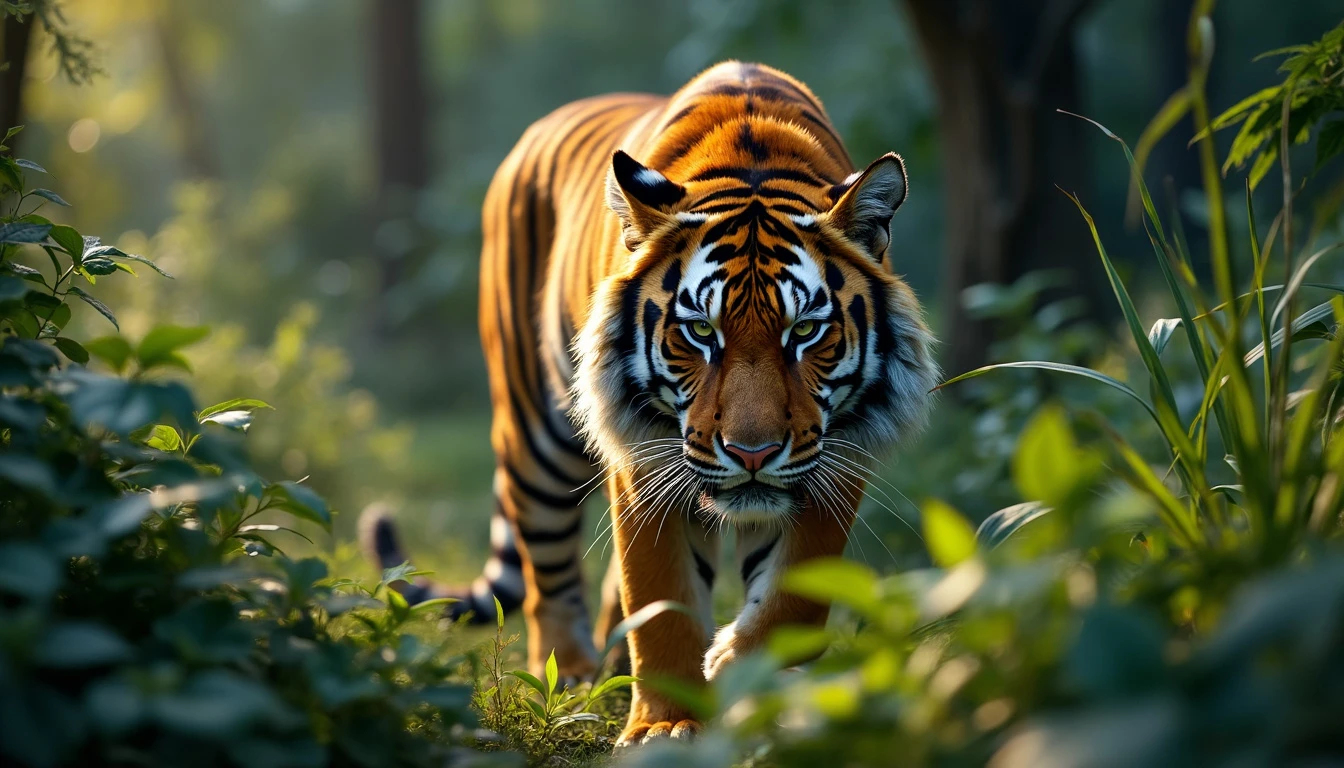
(703, 493), (857, 680)
(592, 553), (628, 673)
(610, 472), (719, 747)
(489, 413), (601, 680)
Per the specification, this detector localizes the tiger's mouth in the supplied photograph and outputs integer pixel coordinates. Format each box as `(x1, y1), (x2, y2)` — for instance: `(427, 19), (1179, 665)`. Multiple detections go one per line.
(698, 479), (798, 522)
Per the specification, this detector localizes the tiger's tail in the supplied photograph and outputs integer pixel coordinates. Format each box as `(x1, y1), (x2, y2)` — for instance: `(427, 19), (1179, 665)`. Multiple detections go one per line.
(357, 503), (525, 625)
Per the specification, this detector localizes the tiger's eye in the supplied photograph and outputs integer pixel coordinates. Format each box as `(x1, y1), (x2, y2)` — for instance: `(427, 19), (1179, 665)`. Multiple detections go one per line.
(691, 320), (715, 338)
(790, 320), (817, 339)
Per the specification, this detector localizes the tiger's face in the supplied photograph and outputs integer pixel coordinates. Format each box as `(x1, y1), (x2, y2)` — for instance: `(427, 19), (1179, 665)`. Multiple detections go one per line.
(574, 150), (938, 524)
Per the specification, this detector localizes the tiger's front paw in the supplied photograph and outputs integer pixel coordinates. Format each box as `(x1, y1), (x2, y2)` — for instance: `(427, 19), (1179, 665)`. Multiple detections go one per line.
(703, 621), (743, 680)
(616, 718), (702, 748)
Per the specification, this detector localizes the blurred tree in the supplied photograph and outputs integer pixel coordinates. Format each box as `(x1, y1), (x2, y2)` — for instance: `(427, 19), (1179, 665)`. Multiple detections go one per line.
(370, 0), (429, 338)
(155, 1), (217, 177)
(0, 7), (34, 135)
(904, 0), (1108, 375)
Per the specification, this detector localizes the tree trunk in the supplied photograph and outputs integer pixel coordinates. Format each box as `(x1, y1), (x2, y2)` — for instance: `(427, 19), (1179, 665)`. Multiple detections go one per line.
(0, 12), (35, 139)
(903, 0), (1105, 377)
(369, 0), (430, 336)
(156, 5), (218, 178)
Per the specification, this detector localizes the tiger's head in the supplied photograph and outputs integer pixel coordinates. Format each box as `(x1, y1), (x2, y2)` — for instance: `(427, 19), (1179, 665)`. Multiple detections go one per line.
(574, 147), (938, 524)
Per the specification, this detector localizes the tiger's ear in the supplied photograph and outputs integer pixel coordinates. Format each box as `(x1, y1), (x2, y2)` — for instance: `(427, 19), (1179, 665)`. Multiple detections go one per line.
(825, 153), (907, 259)
(606, 150), (685, 251)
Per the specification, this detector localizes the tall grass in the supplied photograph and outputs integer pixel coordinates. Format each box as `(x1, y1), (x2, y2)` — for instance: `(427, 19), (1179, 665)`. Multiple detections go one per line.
(940, 7), (1344, 574)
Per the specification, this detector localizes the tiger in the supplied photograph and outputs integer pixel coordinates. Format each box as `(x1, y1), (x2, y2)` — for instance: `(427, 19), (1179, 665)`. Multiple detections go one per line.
(362, 61), (938, 746)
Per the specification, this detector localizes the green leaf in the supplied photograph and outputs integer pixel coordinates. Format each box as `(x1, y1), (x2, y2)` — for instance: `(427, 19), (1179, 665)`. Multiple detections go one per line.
(271, 480), (331, 529)
(80, 255), (116, 277)
(1315, 120), (1344, 171)
(197, 397), (271, 420)
(922, 499), (977, 568)
(200, 409), (255, 431)
(42, 303), (71, 334)
(976, 501), (1053, 550)
(136, 325), (209, 368)
(67, 286), (117, 329)
(1012, 406), (1099, 506)
(765, 626), (832, 665)
(34, 622), (132, 667)
(0, 542), (61, 600)
(781, 557), (879, 615)
(83, 335), (132, 372)
(1244, 301), (1336, 367)
(1147, 318), (1182, 355)
(146, 424), (183, 452)
(0, 221), (52, 244)
(237, 524), (314, 545)
(380, 561), (430, 586)
(553, 713), (602, 727)
(494, 595), (505, 629)
(409, 596), (458, 613)
(386, 586), (409, 621)
(109, 251), (171, 278)
(0, 275), (31, 302)
(0, 453), (59, 497)
(521, 698), (547, 725)
(0, 157), (22, 190)
(47, 224), (83, 257)
(15, 158), (46, 174)
(81, 255), (117, 275)
(507, 669), (547, 698)
(586, 675), (638, 703)
(545, 650), (559, 697)
(52, 337), (88, 364)
(29, 188), (69, 207)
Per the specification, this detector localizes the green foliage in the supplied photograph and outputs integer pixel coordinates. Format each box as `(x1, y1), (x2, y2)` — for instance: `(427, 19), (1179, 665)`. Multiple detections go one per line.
(2, 1), (101, 85)
(475, 599), (633, 765)
(1203, 20), (1344, 187)
(0, 139), (493, 767)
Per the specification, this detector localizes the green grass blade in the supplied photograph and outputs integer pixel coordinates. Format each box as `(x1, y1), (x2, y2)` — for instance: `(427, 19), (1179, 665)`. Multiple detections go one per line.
(1244, 301), (1336, 367)
(1247, 183), (1274, 431)
(1112, 436), (1201, 549)
(1064, 191), (1210, 495)
(1196, 282), (1344, 319)
(936, 361), (1158, 424)
(1270, 242), (1344, 331)
(1126, 86), (1191, 227)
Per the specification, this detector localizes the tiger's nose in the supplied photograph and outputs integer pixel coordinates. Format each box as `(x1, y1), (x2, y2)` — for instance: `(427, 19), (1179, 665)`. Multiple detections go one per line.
(722, 441), (783, 472)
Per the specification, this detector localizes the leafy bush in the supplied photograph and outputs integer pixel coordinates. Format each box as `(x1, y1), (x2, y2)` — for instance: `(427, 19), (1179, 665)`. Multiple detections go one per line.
(620, 12), (1344, 768)
(0, 134), (495, 767)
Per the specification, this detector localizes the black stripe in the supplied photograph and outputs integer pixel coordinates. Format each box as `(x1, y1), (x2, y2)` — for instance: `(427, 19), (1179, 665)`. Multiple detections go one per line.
(692, 548), (716, 588)
(538, 575), (583, 597)
(504, 463), (581, 510)
(687, 166), (827, 188)
(517, 514), (583, 544)
(532, 555), (577, 575)
(741, 537), (779, 584)
(757, 186), (822, 210)
(495, 544), (523, 568)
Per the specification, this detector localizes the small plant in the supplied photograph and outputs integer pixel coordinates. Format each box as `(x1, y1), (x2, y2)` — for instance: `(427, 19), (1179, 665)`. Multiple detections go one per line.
(475, 596), (640, 764)
(507, 650), (636, 738)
